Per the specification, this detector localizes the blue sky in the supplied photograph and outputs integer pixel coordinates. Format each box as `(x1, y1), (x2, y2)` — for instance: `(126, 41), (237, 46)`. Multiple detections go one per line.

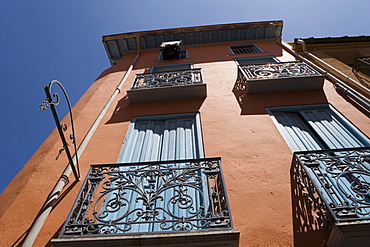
(1, 0), (369, 193)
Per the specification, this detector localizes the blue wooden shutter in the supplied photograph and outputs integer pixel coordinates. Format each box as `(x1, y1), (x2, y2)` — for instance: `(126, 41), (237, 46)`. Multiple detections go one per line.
(118, 116), (204, 162)
(118, 120), (164, 163)
(299, 108), (370, 149)
(298, 108), (370, 207)
(155, 117), (204, 231)
(161, 117), (203, 161)
(270, 106), (370, 215)
(272, 112), (325, 151)
(113, 114), (204, 233)
(114, 121), (165, 233)
(270, 105), (370, 151)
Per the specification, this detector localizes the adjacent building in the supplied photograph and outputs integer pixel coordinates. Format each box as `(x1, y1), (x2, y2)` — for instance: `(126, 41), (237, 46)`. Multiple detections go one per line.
(1, 20), (370, 247)
(292, 35), (370, 102)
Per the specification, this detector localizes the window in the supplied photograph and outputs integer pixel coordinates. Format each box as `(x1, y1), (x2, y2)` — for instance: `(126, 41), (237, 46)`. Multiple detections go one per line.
(235, 56), (279, 66)
(158, 41), (188, 61)
(267, 104), (370, 152)
(158, 49), (188, 61)
(269, 107), (370, 246)
(118, 113), (204, 163)
(354, 56), (370, 76)
(59, 113), (234, 241)
(150, 63), (193, 73)
(229, 44), (263, 55)
(104, 113), (205, 233)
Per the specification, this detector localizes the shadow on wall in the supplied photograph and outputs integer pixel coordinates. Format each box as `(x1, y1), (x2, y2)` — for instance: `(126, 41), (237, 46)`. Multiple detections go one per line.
(290, 160), (329, 247)
(106, 95), (205, 124)
(45, 224), (63, 247)
(232, 80), (328, 115)
(12, 179), (80, 247)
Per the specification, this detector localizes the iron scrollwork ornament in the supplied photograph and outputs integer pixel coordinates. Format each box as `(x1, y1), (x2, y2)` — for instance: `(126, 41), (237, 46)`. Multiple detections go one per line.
(241, 61), (321, 80)
(39, 80), (80, 180)
(61, 158), (232, 237)
(295, 148), (370, 224)
(132, 69), (203, 90)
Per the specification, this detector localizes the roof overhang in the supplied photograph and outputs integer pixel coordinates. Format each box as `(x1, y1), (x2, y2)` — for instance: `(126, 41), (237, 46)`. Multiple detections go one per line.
(294, 35), (370, 45)
(102, 20), (283, 66)
(293, 35), (370, 51)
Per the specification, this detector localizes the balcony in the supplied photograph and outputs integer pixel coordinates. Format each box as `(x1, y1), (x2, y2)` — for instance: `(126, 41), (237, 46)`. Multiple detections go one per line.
(53, 158), (239, 247)
(127, 69), (207, 103)
(292, 147), (370, 247)
(236, 61), (324, 94)
(355, 57), (370, 76)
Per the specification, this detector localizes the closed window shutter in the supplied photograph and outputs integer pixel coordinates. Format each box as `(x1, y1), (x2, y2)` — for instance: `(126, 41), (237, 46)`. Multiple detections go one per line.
(161, 117), (203, 161)
(299, 108), (369, 149)
(272, 112), (325, 151)
(111, 115), (204, 233)
(118, 121), (164, 163)
(270, 106), (370, 151)
(298, 108), (370, 213)
(270, 106), (370, 220)
(119, 117), (203, 163)
(114, 120), (166, 233)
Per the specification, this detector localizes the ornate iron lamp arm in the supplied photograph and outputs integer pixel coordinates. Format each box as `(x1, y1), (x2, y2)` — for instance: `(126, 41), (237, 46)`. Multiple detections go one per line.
(40, 80), (80, 180)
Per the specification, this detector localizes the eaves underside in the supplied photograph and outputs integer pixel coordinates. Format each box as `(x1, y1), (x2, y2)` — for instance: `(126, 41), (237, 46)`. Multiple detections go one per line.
(102, 20), (283, 66)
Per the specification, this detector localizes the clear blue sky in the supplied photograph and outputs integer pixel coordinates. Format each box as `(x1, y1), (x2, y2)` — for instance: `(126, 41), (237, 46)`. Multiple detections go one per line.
(1, 0), (369, 193)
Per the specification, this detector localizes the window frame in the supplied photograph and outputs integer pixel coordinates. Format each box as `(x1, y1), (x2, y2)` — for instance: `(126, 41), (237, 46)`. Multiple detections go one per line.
(150, 63), (194, 73)
(229, 43), (263, 55)
(157, 49), (188, 61)
(235, 56), (279, 66)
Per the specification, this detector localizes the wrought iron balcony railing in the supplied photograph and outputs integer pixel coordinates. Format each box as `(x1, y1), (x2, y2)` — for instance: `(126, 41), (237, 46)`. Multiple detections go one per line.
(127, 68), (207, 103)
(59, 157), (232, 238)
(353, 57), (370, 89)
(131, 68), (203, 90)
(356, 56), (370, 76)
(292, 147), (370, 230)
(240, 61), (321, 80)
(236, 61), (324, 94)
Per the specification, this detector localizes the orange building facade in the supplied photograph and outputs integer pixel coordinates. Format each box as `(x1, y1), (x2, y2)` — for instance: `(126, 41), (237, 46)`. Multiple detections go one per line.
(1, 20), (370, 247)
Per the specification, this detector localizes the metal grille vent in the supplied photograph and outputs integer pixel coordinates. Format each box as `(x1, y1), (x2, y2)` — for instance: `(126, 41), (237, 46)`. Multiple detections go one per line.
(230, 44), (263, 54)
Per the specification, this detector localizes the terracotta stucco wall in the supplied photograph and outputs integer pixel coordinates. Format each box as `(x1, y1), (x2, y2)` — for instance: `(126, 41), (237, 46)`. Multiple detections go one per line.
(1, 41), (369, 247)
